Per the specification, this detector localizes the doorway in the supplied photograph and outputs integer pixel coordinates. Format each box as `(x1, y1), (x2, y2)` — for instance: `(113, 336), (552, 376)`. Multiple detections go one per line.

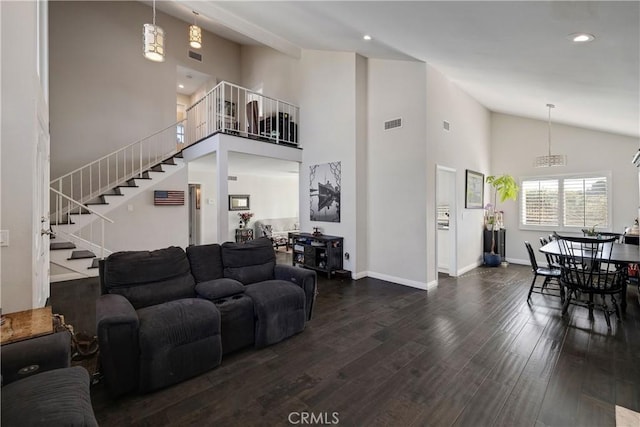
(436, 166), (457, 277)
(188, 183), (202, 246)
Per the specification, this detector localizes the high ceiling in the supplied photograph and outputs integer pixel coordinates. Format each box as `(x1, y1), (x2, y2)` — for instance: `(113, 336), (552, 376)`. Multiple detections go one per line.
(158, 1), (639, 138)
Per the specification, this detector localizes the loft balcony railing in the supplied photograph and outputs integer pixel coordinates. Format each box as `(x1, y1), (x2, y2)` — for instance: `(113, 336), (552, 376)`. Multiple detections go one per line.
(185, 81), (300, 147)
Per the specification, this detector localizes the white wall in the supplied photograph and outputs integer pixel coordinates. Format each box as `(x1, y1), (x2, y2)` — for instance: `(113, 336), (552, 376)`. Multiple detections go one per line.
(99, 167), (189, 252)
(297, 50), (358, 275)
(227, 174), (299, 241)
(240, 45), (299, 103)
(49, 1), (242, 179)
(355, 54), (368, 275)
(491, 112), (640, 264)
(1, 1), (40, 312)
(189, 163), (218, 244)
(426, 65), (492, 277)
(367, 59), (428, 287)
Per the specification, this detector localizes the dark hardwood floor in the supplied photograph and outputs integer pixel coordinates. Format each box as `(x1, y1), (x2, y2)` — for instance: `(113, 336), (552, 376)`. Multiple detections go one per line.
(58, 260), (640, 426)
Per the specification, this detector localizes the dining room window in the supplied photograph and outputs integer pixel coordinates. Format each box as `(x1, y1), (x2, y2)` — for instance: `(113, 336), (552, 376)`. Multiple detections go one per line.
(521, 173), (610, 231)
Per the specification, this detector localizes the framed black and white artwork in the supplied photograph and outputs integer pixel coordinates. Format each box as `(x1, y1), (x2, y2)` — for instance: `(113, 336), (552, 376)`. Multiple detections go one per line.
(465, 169), (484, 209)
(309, 161), (341, 222)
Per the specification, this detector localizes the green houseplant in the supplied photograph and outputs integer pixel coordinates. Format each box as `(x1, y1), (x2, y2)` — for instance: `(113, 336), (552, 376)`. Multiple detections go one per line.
(484, 174), (519, 266)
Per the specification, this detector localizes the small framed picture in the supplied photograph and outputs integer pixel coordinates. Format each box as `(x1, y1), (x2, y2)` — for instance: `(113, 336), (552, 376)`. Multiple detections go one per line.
(229, 194), (250, 211)
(465, 170), (484, 209)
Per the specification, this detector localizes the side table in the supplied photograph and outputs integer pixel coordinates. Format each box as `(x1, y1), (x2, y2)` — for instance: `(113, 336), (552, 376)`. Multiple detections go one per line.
(1, 306), (54, 345)
(235, 228), (254, 243)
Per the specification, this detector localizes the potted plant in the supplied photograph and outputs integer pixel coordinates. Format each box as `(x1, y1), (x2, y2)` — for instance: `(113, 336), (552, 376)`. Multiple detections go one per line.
(484, 174), (519, 266)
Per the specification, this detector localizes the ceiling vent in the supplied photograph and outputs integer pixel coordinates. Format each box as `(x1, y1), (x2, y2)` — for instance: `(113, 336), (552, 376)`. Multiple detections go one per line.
(443, 121), (450, 131)
(188, 50), (202, 62)
(384, 118), (402, 131)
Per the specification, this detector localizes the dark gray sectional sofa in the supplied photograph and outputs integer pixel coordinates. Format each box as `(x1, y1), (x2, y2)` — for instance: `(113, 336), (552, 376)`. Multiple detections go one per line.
(96, 238), (317, 396)
(1, 332), (98, 426)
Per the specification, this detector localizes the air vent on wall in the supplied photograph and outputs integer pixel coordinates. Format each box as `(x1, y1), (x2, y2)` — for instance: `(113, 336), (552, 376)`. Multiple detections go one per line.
(443, 120), (450, 131)
(228, 176), (237, 181)
(188, 50), (202, 62)
(384, 118), (402, 131)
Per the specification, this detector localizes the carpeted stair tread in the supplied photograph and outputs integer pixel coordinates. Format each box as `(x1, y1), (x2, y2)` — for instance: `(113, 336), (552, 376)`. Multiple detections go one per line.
(174, 152), (183, 158)
(85, 202), (108, 206)
(116, 184), (139, 189)
(68, 250), (96, 260)
(162, 158), (177, 166)
(51, 242), (76, 250)
(89, 258), (101, 269)
(149, 165), (165, 172)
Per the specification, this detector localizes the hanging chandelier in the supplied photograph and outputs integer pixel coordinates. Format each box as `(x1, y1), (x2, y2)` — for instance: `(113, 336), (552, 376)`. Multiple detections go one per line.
(534, 103), (567, 167)
(143, 0), (165, 62)
(189, 11), (202, 49)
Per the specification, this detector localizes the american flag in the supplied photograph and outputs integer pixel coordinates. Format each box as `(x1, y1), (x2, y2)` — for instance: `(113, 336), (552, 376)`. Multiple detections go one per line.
(154, 190), (185, 206)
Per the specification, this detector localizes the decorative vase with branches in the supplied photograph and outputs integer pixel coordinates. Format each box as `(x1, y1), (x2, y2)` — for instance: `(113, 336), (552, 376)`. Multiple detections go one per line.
(485, 174), (519, 255)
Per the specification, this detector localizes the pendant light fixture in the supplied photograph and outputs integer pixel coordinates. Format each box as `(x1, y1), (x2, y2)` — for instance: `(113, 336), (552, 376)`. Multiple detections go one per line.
(534, 104), (567, 168)
(189, 11), (202, 49)
(143, 0), (165, 62)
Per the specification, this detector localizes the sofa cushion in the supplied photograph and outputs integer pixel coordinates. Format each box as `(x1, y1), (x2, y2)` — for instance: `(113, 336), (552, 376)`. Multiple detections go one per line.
(221, 238), (276, 285)
(195, 278), (245, 301)
(186, 244), (224, 282)
(102, 246), (195, 309)
(137, 298), (222, 392)
(1, 366), (98, 426)
(244, 280), (305, 347)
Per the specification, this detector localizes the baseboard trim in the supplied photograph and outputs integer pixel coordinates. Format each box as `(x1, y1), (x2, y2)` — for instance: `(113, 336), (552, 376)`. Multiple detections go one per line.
(457, 261), (482, 276)
(364, 271), (428, 290)
(506, 257), (529, 266)
(50, 272), (86, 283)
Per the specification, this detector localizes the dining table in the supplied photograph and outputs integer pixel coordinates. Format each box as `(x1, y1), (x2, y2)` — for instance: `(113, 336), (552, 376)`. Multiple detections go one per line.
(539, 239), (640, 311)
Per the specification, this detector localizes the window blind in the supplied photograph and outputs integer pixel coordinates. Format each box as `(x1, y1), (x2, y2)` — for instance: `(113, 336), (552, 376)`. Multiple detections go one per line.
(521, 179), (559, 226)
(563, 177), (608, 227)
(521, 174), (609, 229)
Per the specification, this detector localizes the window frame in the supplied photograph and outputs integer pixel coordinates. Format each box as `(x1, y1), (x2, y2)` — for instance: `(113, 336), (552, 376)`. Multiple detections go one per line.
(519, 171), (613, 233)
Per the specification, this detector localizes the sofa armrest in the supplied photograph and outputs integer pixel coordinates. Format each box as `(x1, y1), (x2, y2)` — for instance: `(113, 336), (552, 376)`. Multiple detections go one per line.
(1, 332), (71, 386)
(96, 294), (140, 396)
(274, 264), (317, 320)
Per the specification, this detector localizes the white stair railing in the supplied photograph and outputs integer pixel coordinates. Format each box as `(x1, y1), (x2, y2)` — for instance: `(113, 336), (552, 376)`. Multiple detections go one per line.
(186, 81), (300, 147)
(50, 119), (186, 214)
(50, 188), (114, 260)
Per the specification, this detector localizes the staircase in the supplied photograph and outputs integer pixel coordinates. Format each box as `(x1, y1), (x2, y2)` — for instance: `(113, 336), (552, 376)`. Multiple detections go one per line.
(49, 121), (186, 282)
(48, 81), (301, 282)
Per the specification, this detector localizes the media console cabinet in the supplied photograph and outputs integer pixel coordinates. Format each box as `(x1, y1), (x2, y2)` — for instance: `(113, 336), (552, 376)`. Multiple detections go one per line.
(289, 232), (343, 278)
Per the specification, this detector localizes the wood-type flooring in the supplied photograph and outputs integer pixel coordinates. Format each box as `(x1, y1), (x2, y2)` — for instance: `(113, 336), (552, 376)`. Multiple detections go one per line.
(89, 264), (640, 426)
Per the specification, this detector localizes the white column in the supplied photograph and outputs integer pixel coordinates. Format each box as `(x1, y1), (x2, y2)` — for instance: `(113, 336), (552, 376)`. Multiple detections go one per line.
(216, 146), (229, 242)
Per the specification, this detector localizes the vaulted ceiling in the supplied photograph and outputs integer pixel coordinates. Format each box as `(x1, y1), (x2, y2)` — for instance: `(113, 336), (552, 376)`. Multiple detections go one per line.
(158, 1), (639, 139)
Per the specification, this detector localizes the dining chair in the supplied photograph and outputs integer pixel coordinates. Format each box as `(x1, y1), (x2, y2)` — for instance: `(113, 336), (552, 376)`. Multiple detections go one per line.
(524, 241), (563, 302)
(554, 234), (624, 328)
(539, 237), (561, 269)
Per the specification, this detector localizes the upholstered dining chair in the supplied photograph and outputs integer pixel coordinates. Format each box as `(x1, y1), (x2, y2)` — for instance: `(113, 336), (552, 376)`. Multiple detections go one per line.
(524, 241), (563, 302)
(553, 234), (624, 329)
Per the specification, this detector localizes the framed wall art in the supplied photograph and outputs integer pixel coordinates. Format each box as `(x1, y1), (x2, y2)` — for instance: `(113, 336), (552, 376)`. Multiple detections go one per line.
(229, 194), (250, 211)
(465, 169), (484, 209)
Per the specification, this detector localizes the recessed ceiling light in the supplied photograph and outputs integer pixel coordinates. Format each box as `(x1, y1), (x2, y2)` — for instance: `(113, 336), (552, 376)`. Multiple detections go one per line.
(363, 35), (372, 41)
(568, 33), (595, 43)
(178, 84), (184, 89)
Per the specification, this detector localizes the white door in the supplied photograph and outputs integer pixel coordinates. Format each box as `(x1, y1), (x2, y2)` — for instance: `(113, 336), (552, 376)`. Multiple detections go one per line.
(33, 0), (50, 307)
(436, 166), (457, 277)
(33, 97), (50, 307)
